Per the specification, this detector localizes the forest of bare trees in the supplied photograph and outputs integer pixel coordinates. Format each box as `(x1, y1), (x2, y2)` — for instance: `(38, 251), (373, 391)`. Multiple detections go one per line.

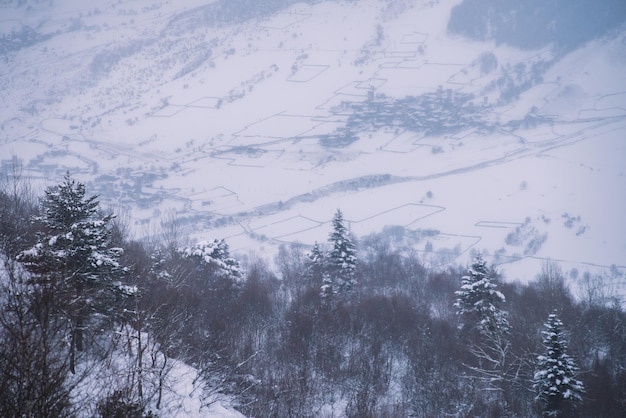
(1, 171), (625, 417)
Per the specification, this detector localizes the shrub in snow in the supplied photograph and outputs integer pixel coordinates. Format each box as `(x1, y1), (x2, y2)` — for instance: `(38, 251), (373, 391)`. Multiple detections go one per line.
(96, 389), (157, 418)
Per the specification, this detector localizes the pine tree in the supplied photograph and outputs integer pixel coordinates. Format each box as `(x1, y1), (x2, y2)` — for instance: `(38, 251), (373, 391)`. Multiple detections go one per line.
(172, 239), (245, 352)
(179, 239), (244, 283)
(17, 173), (125, 373)
(534, 313), (584, 417)
(325, 209), (357, 293)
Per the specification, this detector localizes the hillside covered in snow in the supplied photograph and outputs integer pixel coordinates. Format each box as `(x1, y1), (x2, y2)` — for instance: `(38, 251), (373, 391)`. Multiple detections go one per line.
(2, 0), (625, 286)
(2, 1), (626, 416)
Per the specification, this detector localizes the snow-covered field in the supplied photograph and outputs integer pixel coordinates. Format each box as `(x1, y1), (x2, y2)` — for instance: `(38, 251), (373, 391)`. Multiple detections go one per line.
(1, 0), (625, 301)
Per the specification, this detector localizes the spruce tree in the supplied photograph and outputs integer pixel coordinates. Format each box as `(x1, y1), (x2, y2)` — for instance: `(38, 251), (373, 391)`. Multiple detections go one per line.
(304, 241), (325, 286)
(17, 173), (125, 373)
(455, 254), (509, 336)
(534, 313), (584, 417)
(326, 209), (357, 293)
(455, 254), (511, 406)
(320, 272), (334, 304)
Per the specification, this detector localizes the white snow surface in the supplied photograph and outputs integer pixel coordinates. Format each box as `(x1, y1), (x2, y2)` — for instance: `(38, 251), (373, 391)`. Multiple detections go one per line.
(1, 0), (625, 307)
(73, 328), (245, 418)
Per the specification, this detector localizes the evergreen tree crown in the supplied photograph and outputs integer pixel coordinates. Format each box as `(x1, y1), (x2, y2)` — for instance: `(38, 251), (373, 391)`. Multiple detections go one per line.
(534, 312), (584, 416)
(455, 254), (509, 335)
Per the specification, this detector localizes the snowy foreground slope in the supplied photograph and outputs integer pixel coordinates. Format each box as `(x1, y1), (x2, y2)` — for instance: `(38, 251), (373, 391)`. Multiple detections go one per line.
(70, 331), (246, 418)
(1, 0), (625, 300)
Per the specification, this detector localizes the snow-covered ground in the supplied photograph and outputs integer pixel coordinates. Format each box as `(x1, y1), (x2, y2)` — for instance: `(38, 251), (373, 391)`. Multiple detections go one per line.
(72, 328), (245, 418)
(1, 0), (625, 303)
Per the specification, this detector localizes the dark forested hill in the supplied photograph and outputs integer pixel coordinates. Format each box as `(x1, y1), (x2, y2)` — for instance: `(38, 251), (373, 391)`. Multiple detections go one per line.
(448, 0), (626, 50)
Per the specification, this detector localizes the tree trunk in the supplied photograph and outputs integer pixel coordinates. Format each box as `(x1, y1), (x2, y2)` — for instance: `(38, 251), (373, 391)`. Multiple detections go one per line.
(70, 324), (76, 375)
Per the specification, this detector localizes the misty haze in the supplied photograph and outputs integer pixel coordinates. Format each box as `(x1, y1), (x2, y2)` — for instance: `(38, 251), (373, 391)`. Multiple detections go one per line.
(1, 0), (625, 416)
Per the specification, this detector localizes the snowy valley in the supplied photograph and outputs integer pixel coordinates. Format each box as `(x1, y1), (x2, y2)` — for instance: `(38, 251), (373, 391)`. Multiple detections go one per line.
(1, 0), (626, 416)
(2, 0), (625, 285)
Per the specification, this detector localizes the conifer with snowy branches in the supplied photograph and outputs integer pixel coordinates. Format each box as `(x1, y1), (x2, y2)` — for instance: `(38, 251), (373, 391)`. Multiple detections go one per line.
(320, 272), (334, 304)
(179, 239), (244, 284)
(167, 238), (245, 353)
(326, 209), (357, 293)
(454, 253), (509, 336)
(304, 241), (324, 285)
(455, 254), (511, 405)
(534, 313), (584, 417)
(17, 173), (126, 373)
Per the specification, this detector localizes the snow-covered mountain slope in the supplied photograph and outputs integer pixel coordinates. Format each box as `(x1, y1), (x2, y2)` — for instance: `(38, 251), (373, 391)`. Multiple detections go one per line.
(1, 0), (625, 295)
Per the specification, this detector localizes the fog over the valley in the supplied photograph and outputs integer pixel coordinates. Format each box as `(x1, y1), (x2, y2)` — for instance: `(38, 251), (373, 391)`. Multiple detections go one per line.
(1, 0), (625, 416)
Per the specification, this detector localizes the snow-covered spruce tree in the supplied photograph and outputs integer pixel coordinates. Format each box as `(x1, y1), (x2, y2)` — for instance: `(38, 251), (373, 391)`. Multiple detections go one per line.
(304, 241), (325, 285)
(534, 313), (584, 417)
(454, 254), (511, 406)
(325, 209), (357, 294)
(17, 173), (127, 373)
(455, 254), (509, 336)
(320, 272), (334, 304)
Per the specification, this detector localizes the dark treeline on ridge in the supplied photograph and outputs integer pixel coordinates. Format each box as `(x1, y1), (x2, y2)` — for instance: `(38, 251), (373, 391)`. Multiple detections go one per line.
(448, 0), (626, 51)
(1, 171), (625, 417)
